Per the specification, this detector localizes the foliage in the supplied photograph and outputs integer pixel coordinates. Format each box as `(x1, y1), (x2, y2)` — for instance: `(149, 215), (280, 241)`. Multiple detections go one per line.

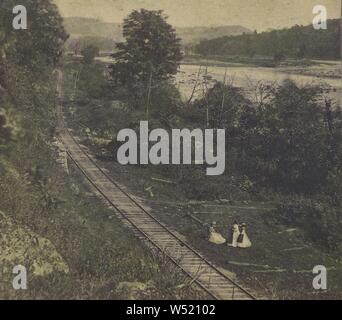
(192, 82), (248, 128)
(67, 36), (114, 55)
(0, 0), (68, 70)
(0, 113), (12, 146)
(276, 196), (342, 251)
(0, 3), (206, 299)
(196, 19), (340, 61)
(148, 82), (182, 125)
(109, 9), (182, 89)
(191, 79), (342, 195)
(81, 45), (99, 64)
(78, 63), (110, 99)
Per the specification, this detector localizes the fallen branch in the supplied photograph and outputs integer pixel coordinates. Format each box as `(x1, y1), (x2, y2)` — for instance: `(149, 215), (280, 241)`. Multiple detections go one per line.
(151, 177), (176, 185)
(253, 267), (337, 274)
(253, 269), (287, 273)
(277, 228), (298, 234)
(281, 247), (307, 252)
(228, 261), (272, 269)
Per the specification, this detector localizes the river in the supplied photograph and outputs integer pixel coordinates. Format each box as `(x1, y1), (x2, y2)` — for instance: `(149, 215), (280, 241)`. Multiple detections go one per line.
(96, 56), (341, 105)
(176, 63), (341, 104)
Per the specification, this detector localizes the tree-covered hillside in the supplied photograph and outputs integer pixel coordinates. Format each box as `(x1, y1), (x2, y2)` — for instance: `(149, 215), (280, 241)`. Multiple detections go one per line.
(195, 19), (340, 61)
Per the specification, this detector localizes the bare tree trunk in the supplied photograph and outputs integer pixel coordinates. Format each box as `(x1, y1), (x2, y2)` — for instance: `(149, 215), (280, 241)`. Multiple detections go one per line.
(324, 97), (337, 164)
(146, 70), (153, 120)
(71, 69), (81, 102)
(187, 65), (202, 106)
(324, 98), (334, 135)
(0, 46), (7, 91)
(202, 63), (210, 127)
(219, 68), (228, 126)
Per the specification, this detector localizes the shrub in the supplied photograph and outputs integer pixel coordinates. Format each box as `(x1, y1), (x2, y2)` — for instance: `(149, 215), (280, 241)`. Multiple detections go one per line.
(276, 196), (342, 251)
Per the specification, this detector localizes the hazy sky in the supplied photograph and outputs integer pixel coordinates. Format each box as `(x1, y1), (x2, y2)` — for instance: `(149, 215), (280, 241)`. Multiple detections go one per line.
(54, 0), (341, 30)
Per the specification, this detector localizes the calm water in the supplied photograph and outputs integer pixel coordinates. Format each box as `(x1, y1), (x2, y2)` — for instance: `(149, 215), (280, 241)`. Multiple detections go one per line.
(176, 64), (341, 104)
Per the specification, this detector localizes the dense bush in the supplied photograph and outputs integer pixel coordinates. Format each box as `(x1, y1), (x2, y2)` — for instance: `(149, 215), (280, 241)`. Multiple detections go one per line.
(81, 45), (99, 65)
(191, 79), (342, 196)
(104, 66), (342, 203)
(78, 63), (111, 99)
(276, 196), (342, 251)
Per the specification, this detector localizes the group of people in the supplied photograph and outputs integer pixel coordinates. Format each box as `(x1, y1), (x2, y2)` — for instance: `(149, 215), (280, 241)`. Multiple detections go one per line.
(208, 221), (252, 248)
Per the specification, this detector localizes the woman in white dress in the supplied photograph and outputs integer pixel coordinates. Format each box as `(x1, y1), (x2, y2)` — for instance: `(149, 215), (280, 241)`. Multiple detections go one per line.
(237, 223), (252, 248)
(208, 222), (226, 245)
(230, 222), (240, 248)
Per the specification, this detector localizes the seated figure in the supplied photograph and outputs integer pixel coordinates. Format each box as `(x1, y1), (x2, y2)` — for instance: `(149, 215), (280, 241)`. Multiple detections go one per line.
(208, 222), (226, 245)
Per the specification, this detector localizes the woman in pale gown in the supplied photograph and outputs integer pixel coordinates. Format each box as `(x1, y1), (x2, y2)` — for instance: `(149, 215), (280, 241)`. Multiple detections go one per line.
(230, 222), (240, 247)
(237, 223), (252, 248)
(208, 222), (226, 245)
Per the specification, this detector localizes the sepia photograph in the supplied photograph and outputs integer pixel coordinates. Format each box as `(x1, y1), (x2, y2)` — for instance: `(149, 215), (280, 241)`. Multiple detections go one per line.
(0, 0), (341, 306)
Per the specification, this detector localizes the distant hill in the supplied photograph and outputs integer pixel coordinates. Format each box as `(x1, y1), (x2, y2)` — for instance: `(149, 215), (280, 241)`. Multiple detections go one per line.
(195, 19), (340, 61)
(63, 17), (123, 41)
(177, 25), (252, 44)
(63, 17), (251, 51)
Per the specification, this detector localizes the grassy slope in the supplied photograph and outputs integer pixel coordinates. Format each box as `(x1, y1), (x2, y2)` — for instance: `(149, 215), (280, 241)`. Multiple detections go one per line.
(0, 155), (208, 300)
(73, 146), (342, 300)
(0, 156), (208, 299)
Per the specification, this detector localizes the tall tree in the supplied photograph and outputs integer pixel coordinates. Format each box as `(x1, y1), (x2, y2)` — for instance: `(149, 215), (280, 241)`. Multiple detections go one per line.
(0, 0), (68, 144)
(110, 9), (182, 88)
(0, 0), (68, 70)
